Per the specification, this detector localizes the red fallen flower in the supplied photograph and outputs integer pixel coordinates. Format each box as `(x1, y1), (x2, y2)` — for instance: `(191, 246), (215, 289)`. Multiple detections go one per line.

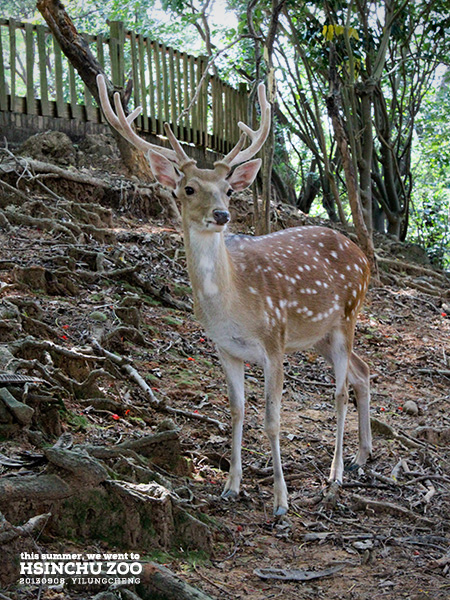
(193, 410), (199, 414)
(125, 409), (131, 415)
(199, 337), (205, 342)
(62, 325), (70, 329)
(61, 335), (68, 340)
(380, 407), (386, 412)
(112, 414), (120, 420)
(442, 312), (447, 317)
(236, 525), (243, 532)
(187, 357), (195, 361)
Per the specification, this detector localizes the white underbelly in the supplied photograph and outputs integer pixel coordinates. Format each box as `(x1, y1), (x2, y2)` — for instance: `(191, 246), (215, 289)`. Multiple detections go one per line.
(205, 319), (265, 364)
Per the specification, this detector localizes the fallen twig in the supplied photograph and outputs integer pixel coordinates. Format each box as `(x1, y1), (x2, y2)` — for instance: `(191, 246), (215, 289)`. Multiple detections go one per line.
(254, 563), (348, 581)
(351, 494), (435, 525)
(92, 339), (227, 432)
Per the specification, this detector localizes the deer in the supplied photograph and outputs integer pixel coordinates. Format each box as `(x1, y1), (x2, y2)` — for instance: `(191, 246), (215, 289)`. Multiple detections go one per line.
(96, 73), (372, 516)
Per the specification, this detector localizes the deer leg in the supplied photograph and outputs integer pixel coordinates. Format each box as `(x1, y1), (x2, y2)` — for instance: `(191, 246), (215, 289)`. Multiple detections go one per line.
(348, 351), (372, 466)
(315, 328), (350, 484)
(264, 355), (288, 516)
(218, 347), (245, 499)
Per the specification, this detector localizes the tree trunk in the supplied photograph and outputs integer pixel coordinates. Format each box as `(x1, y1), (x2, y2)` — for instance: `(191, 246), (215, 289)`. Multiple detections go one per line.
(358, 86), (374, 234)
(36, 0), (153, 181)
(256, 0), (287, 234)
(326, 56), (378, 281)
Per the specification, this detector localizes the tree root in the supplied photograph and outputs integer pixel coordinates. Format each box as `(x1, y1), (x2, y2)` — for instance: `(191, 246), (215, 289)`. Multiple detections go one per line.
(136, 562), (215, 600)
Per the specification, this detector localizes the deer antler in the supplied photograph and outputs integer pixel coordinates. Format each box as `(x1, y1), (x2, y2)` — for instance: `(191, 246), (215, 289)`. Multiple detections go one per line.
(97, 74), (189, 164)
(220, 83), (271, 168)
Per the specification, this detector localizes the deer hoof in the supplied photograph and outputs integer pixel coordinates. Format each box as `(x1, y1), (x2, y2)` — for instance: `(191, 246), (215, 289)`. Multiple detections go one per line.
(344, 460), (361, 472)
(221, 489), (239, 500)
(273, 505), (288, 517)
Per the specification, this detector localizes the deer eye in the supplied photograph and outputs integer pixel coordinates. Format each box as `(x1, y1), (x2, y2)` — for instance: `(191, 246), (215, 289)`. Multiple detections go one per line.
(185, 186), (195, 196)
(226, 188), (233, 197)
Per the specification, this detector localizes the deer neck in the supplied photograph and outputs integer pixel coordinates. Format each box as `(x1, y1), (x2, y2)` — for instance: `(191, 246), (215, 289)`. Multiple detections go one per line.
(183, 222), (235, 314)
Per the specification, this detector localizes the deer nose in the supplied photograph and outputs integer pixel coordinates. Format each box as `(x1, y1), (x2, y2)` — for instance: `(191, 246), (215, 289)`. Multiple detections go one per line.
(212, 210), (230, 225)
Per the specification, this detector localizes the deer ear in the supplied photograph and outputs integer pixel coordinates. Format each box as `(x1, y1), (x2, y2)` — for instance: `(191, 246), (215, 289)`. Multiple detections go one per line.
(147, 150), (180, 189)
(227, 159), (262, 191)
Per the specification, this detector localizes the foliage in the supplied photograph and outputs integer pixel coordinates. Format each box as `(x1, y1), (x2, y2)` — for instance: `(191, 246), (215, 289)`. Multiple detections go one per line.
(410, 77), (450, 267)
(0, 0), (36, 20)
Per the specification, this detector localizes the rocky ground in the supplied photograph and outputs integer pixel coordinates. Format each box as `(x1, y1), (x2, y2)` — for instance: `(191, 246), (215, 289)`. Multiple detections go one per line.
(0, 131), (449, 600)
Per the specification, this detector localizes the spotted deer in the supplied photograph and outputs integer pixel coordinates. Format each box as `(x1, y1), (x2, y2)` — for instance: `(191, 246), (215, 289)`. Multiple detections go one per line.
(97, 74), (372, 515)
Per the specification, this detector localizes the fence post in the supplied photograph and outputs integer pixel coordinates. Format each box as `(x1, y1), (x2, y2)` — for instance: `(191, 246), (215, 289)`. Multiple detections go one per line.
(130, 30), (141, 127)
(0, 24), (8, 111)
(161, 43), (169, 126)
(138, 34), (148, 131)
(181, 52), (189, 141)
(8, 18), (16, 112)
(36, 24), (50, 116)
(25, 23), (35, 115)
(146, 39), (156, 134)
(175, 50), (183, 140)
(109, 21), (125, 87)
(53, 37), (66, 118)
(168, 46), (178, 137)
(153, 42), (163, 134)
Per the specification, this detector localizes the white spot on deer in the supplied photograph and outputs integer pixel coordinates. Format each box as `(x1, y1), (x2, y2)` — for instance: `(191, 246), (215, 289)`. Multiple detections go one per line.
(330, 251), (338, 259)
(249, 286), (257, 295)
(316, 280), (322, 287)
(275, 307), (281, 320)
(305, 265), (311, 271)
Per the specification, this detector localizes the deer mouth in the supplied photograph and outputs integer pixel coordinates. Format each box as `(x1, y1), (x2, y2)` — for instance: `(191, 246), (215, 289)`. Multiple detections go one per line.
(205, 219), (227, 231)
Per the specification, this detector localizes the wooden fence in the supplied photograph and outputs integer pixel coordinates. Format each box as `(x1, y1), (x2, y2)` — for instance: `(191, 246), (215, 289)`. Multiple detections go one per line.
(0, 18), (248, 154)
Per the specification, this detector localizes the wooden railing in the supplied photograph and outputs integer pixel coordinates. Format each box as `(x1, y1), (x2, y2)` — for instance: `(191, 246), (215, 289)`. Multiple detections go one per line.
(0, 18), (248, 154)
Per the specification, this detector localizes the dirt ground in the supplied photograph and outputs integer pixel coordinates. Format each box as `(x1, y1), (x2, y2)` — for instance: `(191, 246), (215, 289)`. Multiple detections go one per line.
(0, 135), (449, 600)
